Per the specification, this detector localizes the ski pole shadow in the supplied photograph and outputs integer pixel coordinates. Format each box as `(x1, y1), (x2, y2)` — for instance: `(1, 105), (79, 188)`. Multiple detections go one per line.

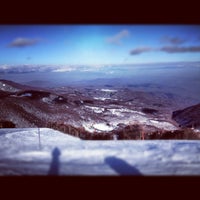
(48, 147), (61, 176)
(105, 156), (142, 176)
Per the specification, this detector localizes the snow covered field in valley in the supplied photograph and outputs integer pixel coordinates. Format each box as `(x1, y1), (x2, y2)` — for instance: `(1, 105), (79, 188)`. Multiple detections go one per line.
(0, 128), (200, 176)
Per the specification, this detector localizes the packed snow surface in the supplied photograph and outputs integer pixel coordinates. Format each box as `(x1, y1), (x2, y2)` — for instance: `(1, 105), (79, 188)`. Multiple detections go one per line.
(0, 128), (200, 176)
(93, 123), (114, 132)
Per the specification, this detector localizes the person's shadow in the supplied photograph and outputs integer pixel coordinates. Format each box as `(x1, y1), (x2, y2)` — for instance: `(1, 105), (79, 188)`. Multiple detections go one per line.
(105, 156), (142, 176)
(48, 147), (61, 176)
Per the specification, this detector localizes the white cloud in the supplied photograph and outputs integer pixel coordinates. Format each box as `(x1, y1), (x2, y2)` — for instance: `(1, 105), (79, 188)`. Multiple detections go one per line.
(8, 37), (40, 47)
(106, 29), (130, 45)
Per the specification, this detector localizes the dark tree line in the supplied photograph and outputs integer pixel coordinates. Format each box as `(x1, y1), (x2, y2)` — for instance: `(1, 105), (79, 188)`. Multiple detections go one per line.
(0, 120), (16, 128)
(46, 122), (144, 140)
(1, 118), (198, 140)
(47, 121), (200, 140)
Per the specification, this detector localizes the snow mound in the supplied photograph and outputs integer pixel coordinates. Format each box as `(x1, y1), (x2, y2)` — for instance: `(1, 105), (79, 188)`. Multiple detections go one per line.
(0, 128), (200, 175)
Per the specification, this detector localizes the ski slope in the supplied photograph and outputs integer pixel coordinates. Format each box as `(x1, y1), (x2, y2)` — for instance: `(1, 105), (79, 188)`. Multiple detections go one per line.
(0, 128), (200, 176)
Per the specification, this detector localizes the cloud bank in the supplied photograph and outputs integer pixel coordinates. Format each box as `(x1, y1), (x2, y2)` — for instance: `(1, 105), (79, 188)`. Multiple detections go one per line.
(107, 30), (130, 45)
(161, 36), (186, 45)
(0, 64), (103, 74)
(160, 46), (200, 53)
(130, 45), (200, 55)
(130, 47), (152, 55)
(8, 38), (40, 47)
(1, 62), (200, 74)
(130, 35), (200, 56)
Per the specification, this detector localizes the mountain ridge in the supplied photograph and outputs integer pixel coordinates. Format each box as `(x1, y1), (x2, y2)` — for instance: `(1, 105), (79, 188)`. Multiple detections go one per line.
(0, 79), (199, 139)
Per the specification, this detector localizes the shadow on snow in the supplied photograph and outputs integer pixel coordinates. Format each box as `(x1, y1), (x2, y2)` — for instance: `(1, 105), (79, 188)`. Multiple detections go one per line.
(105, 156), (142, 176)
(48, 147), (61, 176)
(47, 149), (142, 176)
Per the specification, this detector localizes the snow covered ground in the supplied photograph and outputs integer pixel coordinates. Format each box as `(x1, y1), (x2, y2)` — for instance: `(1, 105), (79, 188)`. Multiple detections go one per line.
(0, 128), (200, 176)
(83, 105), (177, 132)
(100, 89), (117, 92)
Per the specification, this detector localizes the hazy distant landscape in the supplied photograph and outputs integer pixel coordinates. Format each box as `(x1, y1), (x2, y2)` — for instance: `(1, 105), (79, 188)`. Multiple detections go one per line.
(1, 62), (200, 103)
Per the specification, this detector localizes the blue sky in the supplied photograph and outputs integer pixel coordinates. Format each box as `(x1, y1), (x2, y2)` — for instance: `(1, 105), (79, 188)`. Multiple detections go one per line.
(0, 25), (200, 65)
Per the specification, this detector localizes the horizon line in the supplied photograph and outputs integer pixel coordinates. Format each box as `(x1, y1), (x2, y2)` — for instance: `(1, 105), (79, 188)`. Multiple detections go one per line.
(1, 60), (200, 67)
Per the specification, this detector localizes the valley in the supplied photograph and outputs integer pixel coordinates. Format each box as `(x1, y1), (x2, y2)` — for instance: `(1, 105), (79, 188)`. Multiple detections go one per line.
(1, 79), (199, 139)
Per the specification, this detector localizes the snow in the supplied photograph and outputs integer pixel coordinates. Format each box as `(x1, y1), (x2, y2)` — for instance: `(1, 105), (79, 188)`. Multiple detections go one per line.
(20, 93), (32, 97)
(0, 128), (200, 175)
(82, 122), (114, 132)
(42, 97), (51, 103)
(83, 106), (177, 132)
(85, 105), (104, 113)
(109, 108), (124, 116)
(102, 107), (177, 131)
(93, 123), (114, 132)
(94, 97), (110, 101)
(93, 97), (118, 101)
(149, 120), (176, 130)
(100, 89), (117, 92)
(42, 94), (57, 103)
(108, 108), (145, 117)
(82, 122), (95, 132)
(0, 82), (19, 92)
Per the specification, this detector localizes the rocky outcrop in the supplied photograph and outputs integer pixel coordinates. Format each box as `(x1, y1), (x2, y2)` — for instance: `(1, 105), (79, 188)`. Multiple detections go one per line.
(172, 103), (200, 128)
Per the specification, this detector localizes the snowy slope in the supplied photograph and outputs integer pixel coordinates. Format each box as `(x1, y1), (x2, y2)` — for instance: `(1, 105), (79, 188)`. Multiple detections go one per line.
(0, 128), (200, 176)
